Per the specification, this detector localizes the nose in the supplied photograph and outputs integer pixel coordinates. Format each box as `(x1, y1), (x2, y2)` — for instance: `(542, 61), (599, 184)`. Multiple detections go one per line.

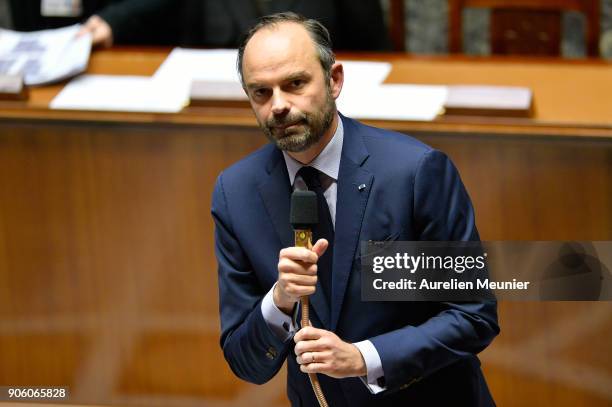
(271, 89), (290, 115)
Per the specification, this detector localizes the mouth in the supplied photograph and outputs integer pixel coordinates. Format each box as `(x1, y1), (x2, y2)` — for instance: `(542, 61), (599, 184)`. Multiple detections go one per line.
(272, 119), (305, 130)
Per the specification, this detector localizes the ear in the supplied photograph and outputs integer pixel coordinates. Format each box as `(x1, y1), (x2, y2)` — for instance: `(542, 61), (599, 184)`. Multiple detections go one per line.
(329, 62), (344, 100)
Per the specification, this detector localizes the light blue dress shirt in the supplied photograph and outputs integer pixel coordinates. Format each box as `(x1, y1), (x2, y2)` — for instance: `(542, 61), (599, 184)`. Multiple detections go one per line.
(260, 115), (386, 394)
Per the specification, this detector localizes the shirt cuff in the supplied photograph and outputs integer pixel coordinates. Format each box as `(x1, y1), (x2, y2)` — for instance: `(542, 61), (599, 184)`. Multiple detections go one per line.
(261, 283), (297, 341)
(353, 340), (386, 394)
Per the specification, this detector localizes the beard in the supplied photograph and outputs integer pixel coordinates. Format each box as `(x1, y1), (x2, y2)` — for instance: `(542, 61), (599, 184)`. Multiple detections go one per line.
(259, 91), (335, 153)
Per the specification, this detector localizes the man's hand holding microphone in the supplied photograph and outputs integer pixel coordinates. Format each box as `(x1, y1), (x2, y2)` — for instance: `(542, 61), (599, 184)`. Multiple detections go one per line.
(273, 238), (367, 379)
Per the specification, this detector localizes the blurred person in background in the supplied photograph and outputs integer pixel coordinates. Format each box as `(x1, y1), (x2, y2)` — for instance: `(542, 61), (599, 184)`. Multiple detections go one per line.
(177, 0), (390, 50)
(1, 0), (390, 51)
(2, 0), (177, 47)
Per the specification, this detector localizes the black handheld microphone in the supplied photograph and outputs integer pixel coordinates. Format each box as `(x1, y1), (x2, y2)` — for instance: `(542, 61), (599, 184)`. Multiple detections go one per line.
(290, 189), (318, 246)
(290, 190), (328, 407)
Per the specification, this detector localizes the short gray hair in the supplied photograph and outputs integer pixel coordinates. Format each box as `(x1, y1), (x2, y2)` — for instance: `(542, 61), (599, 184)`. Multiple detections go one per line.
(236, 12), (336, 88)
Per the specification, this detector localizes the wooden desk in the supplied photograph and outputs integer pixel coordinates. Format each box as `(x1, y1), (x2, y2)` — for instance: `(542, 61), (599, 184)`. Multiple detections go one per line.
(0, 48), (611, 407)
(1, 49), (612, 137)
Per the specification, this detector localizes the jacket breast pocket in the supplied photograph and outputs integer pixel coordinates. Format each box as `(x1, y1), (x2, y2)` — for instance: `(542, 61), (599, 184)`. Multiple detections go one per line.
(356, 231), (402, 261)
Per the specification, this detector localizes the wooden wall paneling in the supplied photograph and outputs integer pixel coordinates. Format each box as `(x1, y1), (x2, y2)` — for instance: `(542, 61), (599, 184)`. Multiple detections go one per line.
(415, 132), (612, 240)
(1, 115), (611, 406)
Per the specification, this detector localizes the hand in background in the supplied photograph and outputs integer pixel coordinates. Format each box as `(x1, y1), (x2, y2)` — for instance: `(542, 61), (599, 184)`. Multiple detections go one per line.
(78, 15), (113, 47)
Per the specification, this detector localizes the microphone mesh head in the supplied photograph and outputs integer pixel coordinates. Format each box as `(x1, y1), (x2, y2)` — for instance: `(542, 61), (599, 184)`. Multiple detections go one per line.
(290, 190), (318, 228)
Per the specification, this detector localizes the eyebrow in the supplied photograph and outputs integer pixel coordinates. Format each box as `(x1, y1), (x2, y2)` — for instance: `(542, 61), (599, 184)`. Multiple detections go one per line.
(246, 70), (312, 90)
(284, 71), (311, 82)
(246, 82), (266, 91)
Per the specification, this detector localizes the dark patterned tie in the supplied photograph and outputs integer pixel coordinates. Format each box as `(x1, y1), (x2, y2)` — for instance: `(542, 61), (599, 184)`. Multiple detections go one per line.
(296, 166), (334, 302)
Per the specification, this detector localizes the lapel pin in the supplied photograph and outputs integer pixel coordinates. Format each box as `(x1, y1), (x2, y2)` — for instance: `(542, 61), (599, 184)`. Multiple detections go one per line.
(358, 184), (366, 191)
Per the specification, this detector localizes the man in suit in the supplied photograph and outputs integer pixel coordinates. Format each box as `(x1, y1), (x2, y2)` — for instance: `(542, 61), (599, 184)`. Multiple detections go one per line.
(212, 12), (499, 406)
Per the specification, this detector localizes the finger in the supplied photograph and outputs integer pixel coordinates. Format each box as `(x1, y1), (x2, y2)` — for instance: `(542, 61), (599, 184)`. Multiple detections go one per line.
(294, 340), (328, 356)
(86, 15), (113, 47)
(92, 29), (105, 44)
(296, 351), (321, 364)
(311, 239), (329, 258)
(92, 26), (112, 46)
(300, 362), (326, 374)
(282, 274), (317, 287)
(278, 258), (318, 276)
(293, 340), (323, 357)
(296, 352), (311, 365)
(82, 16), (97, 28)
(86, 15), (103, 27)
(293, 339), (331, 356)
(282, 282), (316, 298)
(76, 19), (95, 37)
(280, 247), (318, 264)
(294, 326), (325, 343)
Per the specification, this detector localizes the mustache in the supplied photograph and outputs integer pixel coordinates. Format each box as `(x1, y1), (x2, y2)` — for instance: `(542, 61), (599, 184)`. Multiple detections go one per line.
(266, 113), (307, 128)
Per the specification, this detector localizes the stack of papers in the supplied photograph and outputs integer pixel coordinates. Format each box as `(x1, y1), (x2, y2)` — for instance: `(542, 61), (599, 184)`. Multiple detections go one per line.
(0, 25), (91, 85)
(338, 84), (447, 121)
(336, 61), (446, 121)
(50, 75), (187, 113)
(49, 47), (448, 120)
(444, 85), (533, 117)
(51, 48), (240, 113)
(152, 48), (241, 109)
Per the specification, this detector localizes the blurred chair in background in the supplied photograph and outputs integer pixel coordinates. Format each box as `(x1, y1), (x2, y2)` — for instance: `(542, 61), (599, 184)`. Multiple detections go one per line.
(601, 28), (612, 56)
(387, 0), (406, 50)
(448, 0), (600, 56)
(5, 1), (608, 56)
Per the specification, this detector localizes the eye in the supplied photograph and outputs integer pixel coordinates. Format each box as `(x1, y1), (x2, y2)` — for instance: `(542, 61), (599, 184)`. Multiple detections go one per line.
(252, 88), (269, 99)
(290, 79), (304, 89)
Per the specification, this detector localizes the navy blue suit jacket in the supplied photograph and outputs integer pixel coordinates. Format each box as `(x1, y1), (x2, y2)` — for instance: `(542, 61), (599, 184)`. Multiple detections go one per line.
(212, 115), (499, 406)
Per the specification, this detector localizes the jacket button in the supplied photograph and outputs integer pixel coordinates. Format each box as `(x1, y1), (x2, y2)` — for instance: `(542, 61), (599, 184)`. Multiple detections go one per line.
(266, 347), (277, 359)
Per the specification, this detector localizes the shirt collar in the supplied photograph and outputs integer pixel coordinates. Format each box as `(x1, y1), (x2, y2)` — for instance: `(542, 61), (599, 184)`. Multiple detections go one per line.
(283, 114), (343, 186)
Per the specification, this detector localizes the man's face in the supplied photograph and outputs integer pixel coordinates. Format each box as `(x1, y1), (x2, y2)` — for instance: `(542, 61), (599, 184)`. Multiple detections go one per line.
(241, 23), (339, 152)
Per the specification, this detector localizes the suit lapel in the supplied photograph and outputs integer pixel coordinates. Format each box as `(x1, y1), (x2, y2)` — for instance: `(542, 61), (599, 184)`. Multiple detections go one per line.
(331, 116), (373, 331)
(257, 146), (330, 328)
(258, 148), (293, 249)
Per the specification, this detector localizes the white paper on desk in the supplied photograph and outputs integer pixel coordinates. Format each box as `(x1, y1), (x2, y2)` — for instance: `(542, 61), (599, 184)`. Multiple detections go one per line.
(50, 75), (186, 113)
(340, 61), (392, 89)
(153, 48), (240, 83)
(153, 49), (392, 86)
(152, 48), (240, 106)
(0, 24), (91, 85)
(338, 84), (448, 121)
(151, 48), (393, 107)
